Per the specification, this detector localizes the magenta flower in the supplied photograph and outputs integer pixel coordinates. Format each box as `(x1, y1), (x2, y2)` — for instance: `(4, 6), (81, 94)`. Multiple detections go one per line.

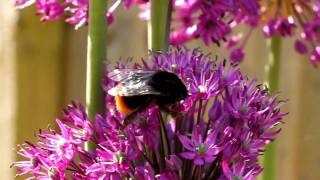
(230, 48), (245, 63)
(133, 107), (160, 149)
(35, 0), (64, 21)
(15, 0), (126, 28)
(178, 128), (221, 166)
(62, 101), (93, 143)
(12, 142), (68, 179)
(15, 0), (320, 65)
(13, 48), (286, 179)
(295, 40), (308, 54)
(86, 141), (138, 178)
(12, 142), (44, 177)
(135, 163), (155, 180)
(311, 46), (320, 65)
(222, 160), (259, 180)
(168, 0), (320, 65)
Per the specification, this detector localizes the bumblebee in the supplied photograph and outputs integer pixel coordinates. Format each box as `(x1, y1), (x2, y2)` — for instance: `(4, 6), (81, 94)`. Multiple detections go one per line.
(108, 69), (188, 125)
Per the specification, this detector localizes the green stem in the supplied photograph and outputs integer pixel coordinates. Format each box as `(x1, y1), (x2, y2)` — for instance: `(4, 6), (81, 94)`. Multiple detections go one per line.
(148, 0), (172, 51)
(85, 0), (107, 151)
(262, 35), (281, 180)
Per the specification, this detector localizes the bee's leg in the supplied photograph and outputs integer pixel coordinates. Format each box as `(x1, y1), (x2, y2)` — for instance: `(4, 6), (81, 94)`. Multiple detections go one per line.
(124, 100), (152, 126)
(123, 110), (139, 126)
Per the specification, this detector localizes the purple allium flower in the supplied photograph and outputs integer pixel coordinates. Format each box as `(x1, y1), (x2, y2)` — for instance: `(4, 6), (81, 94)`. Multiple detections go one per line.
(178, 127), (221, 165)
(13, 48), (286, 179)
(133, 107), (160, 149)
(263, 17), (296, 37)
(230, 48), (245, 64)
(15, 0), (130, 29)
(164, 0), (320, 65)
(135, 163), (155, 180)
(86, 140), (138, 178)
(12, 141), (68, 179)
(295, 39), (308, 54)
(12, 142), (44, 176)
(15, 0), (320, 65)
(222, 160), (259, 180)
(311, 46), (320, 66)
(62, 101), (93, 143)
(36, 0), (64, 21)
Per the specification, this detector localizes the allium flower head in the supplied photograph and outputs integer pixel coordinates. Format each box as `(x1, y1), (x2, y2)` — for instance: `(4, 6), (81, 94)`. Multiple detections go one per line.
(15, 0), (130, 29)
(170, 0), (320, 65)
(135, 0), (320, 65)
(13, 48), (286, 179)
(15, 0), (320, 65)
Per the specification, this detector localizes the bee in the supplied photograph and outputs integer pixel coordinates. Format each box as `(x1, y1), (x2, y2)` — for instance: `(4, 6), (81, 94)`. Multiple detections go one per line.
(108, 69), (188, 125)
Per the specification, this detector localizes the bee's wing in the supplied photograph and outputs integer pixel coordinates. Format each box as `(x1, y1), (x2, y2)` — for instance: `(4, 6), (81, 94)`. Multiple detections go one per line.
(108, 69), (155, 82)
(108, 69), (161, 96)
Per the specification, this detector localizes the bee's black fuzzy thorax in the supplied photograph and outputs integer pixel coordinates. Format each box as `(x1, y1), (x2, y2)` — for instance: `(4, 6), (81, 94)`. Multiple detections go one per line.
(148, 71), (188, 105)
(122, 95), (153, 110)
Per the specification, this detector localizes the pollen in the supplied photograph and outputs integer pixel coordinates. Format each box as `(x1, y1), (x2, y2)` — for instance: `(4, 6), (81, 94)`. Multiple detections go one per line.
(171, 63), (177, 69)
(198, 85), (207, 93)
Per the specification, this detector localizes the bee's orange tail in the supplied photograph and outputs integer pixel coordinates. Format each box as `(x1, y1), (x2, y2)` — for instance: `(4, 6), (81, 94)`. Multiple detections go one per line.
(115, 96), (134, 115)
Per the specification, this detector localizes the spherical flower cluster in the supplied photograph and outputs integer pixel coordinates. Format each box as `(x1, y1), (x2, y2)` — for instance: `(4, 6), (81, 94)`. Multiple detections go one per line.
(15, 0), (320, 65)
(14, 0), (137, 29)
(154, 0), (320, 65)
(12, 48), (286, 179)
(167, 0), (320, 65)
(255, 0), (320, 66)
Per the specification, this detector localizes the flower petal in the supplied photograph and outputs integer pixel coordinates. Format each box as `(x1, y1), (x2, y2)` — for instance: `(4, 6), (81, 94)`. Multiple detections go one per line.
(193, 158), (204, 166)
(180, 152), (196, 160)
(177, 134), (194, 151)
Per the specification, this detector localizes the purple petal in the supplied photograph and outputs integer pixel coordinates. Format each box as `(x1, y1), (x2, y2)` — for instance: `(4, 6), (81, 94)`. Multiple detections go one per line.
(207, 146), (221, 156)
(230, 48), (244, 63)
(222, 160), (232, 178)
(295, 40), (308, 54)
(204, 155), (216, 163)
(204, 131), (217, 146)
(193, 158), (204, 166)
(180, 152), (196, 160)
(86, 163), (104, 174)
(177, 134), (194, 151)
(263, 128), (282, 138)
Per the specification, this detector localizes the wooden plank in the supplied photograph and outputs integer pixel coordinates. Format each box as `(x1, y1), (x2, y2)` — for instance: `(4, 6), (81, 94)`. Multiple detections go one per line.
(295, 54), (320, 180)
(0, 1), (18, 177)
(14, 7), (67, 179)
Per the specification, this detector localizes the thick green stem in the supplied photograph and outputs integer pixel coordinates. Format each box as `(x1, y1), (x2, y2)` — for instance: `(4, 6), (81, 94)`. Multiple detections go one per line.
(85, 0), (107, 151)
(262, 35), (281, 180)
(148, 0), (171, 51)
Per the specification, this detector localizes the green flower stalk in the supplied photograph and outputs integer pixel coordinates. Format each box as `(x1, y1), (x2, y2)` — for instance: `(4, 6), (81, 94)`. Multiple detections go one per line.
(148, 0), (171, 51)
(262, 35), (282, 180)
(85, 0), (107, 151)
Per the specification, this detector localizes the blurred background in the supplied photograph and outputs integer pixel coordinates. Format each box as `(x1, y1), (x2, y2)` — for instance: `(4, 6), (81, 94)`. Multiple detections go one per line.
(1, 2), (320, 179)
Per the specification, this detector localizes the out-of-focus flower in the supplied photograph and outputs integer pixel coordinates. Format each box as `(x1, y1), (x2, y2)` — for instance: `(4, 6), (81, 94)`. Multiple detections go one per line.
(168, 0), (320, 65)
(175, 0), (320, 65)
(15, 0), (126, 29)
(15, 0), (320, 65)
(13, 48), (286, 179)
(295, 39), (308, 54)
(35, 0), (64, 21)
(230, 48), (245, 64)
